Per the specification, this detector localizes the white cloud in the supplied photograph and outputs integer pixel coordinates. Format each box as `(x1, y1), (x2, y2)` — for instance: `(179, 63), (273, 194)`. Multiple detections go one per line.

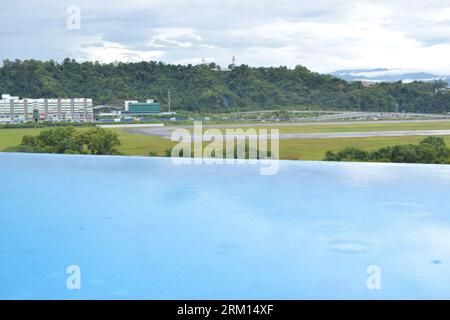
(210, 1), (450, 73)
(75, 36), (165, 63)
(148, 28), (212, 49)
(432, 7), (450, 22)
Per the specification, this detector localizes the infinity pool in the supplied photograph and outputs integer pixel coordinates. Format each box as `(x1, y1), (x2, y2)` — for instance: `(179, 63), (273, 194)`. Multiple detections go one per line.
(1, 153), (450, 299)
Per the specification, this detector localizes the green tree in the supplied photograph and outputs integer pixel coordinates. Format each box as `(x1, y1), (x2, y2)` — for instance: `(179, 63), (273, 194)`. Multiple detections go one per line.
(78, 128), (121, 155)
(324, 137), (450, 164)
(5, 127), (121, 155)
(324, 147), (370, 161)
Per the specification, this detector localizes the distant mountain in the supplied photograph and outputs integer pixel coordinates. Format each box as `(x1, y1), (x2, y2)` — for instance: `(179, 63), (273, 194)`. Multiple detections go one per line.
(330, 68), (450, 84)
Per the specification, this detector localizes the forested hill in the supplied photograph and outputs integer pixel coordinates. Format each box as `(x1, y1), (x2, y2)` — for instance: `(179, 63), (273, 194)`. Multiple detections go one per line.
(1, 59), (449, 113)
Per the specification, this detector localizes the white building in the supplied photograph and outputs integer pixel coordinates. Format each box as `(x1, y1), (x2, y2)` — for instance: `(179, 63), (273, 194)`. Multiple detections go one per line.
(0, 94), (94, 123)
(124, 100), (138, 112)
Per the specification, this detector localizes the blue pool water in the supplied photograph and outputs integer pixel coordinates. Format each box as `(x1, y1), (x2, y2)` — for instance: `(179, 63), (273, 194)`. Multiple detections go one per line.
(1, 152), (450, 299)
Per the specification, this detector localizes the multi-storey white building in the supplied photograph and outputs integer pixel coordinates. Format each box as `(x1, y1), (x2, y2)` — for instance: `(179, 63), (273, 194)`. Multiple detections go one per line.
(0, 94), (94, 123)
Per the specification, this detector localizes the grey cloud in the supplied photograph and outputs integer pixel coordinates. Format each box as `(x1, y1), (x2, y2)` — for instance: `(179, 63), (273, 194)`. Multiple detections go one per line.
(2, 0), (450, 72)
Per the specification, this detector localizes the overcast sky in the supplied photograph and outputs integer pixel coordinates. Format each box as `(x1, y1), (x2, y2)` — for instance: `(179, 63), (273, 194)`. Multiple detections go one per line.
(2, 0), (450, 73)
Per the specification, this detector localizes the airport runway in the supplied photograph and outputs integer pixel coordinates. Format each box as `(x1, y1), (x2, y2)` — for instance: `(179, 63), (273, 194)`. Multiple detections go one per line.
(119, 118), (450, 133)
(127, 126), (450, 140)
(280, 130), (450, 139)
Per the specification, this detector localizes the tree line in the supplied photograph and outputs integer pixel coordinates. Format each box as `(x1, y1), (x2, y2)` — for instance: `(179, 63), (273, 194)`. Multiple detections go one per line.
(1, 59), (450, 113)
(324, 137), (450, 164)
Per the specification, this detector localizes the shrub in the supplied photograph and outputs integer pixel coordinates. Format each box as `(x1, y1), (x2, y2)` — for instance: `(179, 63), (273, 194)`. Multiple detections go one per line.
(323, 137), (450, 164)
(4, 127), (121, 155)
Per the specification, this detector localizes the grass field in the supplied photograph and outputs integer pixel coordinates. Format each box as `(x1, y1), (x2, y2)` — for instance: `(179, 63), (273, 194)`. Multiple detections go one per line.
(0, 127), (175, 156)
(116, 129), (175, 156)
(271, 121), (450, 134)
(280, 136), (450, 160)
(2, 122), (450, 160)
(0, 128), (47, 151)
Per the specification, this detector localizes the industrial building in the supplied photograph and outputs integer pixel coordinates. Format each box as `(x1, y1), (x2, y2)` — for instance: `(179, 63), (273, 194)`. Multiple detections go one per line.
(0, 94), (94, 123)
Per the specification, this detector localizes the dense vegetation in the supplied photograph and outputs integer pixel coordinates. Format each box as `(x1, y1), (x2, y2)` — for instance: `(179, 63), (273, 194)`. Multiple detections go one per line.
(324, 137), (450, 164)
(4, 127), (121, 155)
(1, 59), (450, 113)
